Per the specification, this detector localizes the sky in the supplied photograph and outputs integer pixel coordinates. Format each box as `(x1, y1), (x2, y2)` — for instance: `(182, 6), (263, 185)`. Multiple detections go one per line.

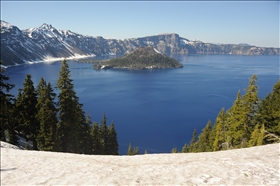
(1, 1), (279, 48)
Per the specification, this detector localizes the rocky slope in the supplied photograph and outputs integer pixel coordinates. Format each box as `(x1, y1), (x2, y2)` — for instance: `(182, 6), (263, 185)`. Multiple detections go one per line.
(1, 20), (279, 66)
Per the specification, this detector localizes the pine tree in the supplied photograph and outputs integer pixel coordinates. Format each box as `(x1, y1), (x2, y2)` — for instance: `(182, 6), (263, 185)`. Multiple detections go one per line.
(79, 112), (93, 154)
(107, 121), (119, 155)
(187, 128), (197, 152)
(248, 123), (260, 147)
(242, 74), (259, 135)
(248, 124), (265, 147)
(15, 74), (39, 150)
(0, 60), (16, 143)
(225, 90), (247, 148)
(133, 146), (139, 155)
(56, 59), (86, 153)
(181, 143), (188, 153)
(171, 147), (179, 153)
(36, 78), (57, 151)
(196, 120), (212, 152)
(212, 108), (227, 151)
(255, 79), (280, 143)
(91, 122), (102, 154)
(257, 124), (265, 146)
(127, 143), (133, 155)
(127, 143), (139, 155)
(99, 113), (109, 154)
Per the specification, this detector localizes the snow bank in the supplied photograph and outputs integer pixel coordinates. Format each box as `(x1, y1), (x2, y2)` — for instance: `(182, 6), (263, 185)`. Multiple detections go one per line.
(1, 141), (279, 185)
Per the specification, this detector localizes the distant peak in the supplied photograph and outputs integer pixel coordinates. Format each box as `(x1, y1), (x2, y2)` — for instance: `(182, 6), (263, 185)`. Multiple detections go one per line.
(39, 23), (53, 30)
(1, 20), (12, 28)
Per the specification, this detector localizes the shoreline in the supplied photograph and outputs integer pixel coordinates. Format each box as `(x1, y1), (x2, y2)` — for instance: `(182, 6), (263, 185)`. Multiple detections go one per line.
(1, 53), (97, 69)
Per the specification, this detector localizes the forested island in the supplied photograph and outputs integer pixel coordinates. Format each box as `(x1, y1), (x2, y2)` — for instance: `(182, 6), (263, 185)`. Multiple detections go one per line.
(92, 46), (183, 70)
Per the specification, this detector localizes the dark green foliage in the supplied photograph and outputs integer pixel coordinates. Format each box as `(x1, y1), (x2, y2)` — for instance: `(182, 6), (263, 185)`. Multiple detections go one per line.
(225, 75), (259, 148)
(99, 113), (109, 154)
(196, 120), (213, 152)
(15, 74), (39, 150)
(255, 79), (280, 142)
(0, 60), (17, 143)
(56, 59), (86, 153)
(225, 90), (247, 148)
(248, 124), (265, 147)
(212, 108), (227, 151)
(171, 147), (179, 153)
(90, 122), (102, 154)
(243, 74), (259, 133)
(94, 46), (183, 70)
(187, 128), (197, 152)
(183, 75), (278, 153)
(181, 143), (188, 153)
(127, 143), (139, 155)
(80, 113), (93, 154)
(107, 121), (119, 155)
(36, 78), (57, 151)
(89, 113), (119, 155)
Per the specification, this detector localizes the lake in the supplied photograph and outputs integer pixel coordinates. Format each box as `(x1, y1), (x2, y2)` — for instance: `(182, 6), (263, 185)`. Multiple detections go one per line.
(4, 54), (279, 154)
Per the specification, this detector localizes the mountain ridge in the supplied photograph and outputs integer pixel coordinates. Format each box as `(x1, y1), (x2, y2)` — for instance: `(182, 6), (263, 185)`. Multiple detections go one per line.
(1, 20), (279, 66)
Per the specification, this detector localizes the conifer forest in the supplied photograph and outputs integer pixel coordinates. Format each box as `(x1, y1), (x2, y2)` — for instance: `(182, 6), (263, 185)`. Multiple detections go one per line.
(0, 59), (279, 155)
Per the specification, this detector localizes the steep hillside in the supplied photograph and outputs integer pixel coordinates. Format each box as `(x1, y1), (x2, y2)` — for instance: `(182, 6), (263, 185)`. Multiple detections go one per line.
(1, 20), (279, 66)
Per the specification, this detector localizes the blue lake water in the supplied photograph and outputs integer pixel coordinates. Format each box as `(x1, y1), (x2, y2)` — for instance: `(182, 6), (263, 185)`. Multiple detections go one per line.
(4, 55), (279, 154)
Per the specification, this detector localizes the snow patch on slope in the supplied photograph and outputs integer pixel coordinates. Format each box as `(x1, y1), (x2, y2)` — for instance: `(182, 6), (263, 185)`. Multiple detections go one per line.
(153, 48), (161, 53)
(1, 141), (279, 185)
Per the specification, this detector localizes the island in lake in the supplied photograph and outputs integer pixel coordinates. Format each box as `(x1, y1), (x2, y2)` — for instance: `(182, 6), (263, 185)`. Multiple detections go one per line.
(92, 46), (183, 70)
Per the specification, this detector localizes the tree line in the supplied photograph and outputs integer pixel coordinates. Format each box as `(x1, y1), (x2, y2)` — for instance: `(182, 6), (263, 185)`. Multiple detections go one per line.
(172, 75), (280, 153)
(1, 59), (279, 155)
(0, 60), (118, 155)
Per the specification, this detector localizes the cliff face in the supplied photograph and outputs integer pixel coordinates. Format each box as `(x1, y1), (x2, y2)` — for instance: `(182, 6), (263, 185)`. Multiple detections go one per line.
(1, 21), (279, 66)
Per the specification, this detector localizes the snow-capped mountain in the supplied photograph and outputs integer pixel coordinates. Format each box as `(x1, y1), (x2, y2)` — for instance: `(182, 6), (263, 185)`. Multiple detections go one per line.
(1, 20), (279, 66)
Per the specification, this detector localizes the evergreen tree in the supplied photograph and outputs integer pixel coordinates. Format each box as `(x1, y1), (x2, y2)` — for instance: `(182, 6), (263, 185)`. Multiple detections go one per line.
(255, 79), (280, 143)
(0, 60), (16, 143)
(225, 90), (247, 148)
(257, 124), (265, 146)
(107, 121), (119, 155)
(36, 78), (57, 151)
(56, 59), (86, 153)
(91, 122), (102, 154)
(100, 113), (109, 154)
(171, 147), (179, 153)
(248, 123), (260, 147)
(196, 120), (212, 152)
(187, 128), (197, 152)
(127, 143), (139, 155)
(226, 75), (259, 148)
(242, 74), (259, 134)
(212, 108), (227, 151)
(181, 143), (188, 153)
(79, 112), (93, 154)
(127, 143), (133, 155)
(15, 74), (39, 150)
(133, 146), (139, 155)
(248, 124), (265, 147)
